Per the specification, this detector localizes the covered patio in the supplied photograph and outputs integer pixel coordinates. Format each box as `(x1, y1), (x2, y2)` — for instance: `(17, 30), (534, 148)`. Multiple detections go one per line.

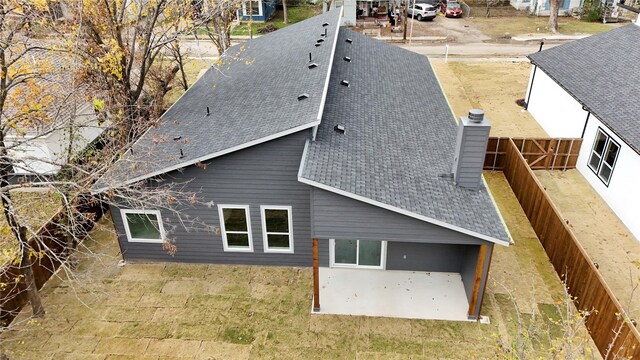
(314, 267), (474, 321)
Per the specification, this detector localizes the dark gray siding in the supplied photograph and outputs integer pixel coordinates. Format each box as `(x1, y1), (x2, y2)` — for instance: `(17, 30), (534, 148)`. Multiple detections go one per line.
(311, 188), (486, 245)
(113, 130), (313, 266)
(460, 243), (494, 319)
(386, 242), (465, 272)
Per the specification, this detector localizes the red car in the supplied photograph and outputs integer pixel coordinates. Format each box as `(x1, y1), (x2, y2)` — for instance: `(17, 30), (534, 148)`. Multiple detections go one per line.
(441, 0), (462, 17)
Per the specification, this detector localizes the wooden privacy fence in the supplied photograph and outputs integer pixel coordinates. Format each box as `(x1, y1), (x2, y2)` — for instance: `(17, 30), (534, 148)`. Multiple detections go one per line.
(484, 137), (582, 171)
(498, 138), (640, 359)
(0, 195), (106, 326)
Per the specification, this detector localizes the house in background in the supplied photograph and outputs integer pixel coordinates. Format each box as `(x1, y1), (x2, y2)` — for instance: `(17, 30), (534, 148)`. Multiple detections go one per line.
(511, 0), (580, 15)
(237, 0), (277, 22)
(524, 20), (640, 242)
(5, 51), (107, 178)
(95, 8), (510, 321)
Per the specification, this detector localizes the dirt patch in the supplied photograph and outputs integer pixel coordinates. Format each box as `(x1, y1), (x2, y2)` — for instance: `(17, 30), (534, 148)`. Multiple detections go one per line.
(431, 61), (547, 137)
(535, 169), (640, 321)
(469, 16), (620, 38)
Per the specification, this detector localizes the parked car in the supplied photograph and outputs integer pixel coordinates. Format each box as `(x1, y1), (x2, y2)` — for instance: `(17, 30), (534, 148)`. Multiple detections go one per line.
(441, 0), (463, 17)
(408, 3), (437, 21)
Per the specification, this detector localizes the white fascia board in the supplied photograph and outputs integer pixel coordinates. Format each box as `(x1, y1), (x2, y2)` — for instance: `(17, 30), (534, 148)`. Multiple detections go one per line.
(297, 175), (511, 247)
(93, 122), (318, 194)
(314, 7), (343, 126)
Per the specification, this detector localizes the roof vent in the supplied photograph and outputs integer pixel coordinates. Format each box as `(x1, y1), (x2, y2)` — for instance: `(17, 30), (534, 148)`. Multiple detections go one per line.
(340, 80), (350, 87)
(298, 93), (309, 101)
(317, 38), (324, 43)
(179, 149), (185, 159)
(323, 29), (327, 37)
(173, 136), (182, 141)
(206, 106), (210, 116)
(468, 109), (485, 123)
(344, 56), (351, 62)
(315, 43), (321, 47)
(322, 22), (329, 27)
(346, 38), (353, 43)
(334, 125), (345, 134)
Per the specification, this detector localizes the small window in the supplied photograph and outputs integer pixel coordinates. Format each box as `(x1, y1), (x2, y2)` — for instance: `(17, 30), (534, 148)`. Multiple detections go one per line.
(121, 209), (164, 243)
(218, 205), (253, 252)
(261, 206), (293, 253)
(587, 128), (620, 186)
(242, 0), (262, 16)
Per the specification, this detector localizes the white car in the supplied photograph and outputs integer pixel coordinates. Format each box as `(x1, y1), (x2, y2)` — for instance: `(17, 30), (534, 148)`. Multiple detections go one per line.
(408, 3), (437, 21)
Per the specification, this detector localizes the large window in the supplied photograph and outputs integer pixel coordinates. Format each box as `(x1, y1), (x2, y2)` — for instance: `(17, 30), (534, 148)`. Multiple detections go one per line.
(330, 239), (386, 269)
(121, 209), (164, 243)
(261, 206), (293, 253)
(218, 205), (253, 252)
(588, 128), (620, 186)
(242, 0), (262, 16)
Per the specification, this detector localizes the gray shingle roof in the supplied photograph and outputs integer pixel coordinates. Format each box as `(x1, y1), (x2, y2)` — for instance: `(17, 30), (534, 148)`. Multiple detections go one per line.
(528, 24), (640, 154)
(299, 29), (510, 244)
(94, 8), (342, 189)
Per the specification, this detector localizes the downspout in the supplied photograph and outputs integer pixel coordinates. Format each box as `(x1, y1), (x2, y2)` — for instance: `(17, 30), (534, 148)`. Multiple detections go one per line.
(524, 41), (544, 110)
(581, 108), (591, 138)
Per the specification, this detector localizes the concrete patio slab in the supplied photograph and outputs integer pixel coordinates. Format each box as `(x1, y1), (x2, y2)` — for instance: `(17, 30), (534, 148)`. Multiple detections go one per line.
(315, 268), (473, 321)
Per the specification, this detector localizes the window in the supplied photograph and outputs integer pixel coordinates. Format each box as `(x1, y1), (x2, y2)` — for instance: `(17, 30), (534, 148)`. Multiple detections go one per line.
(330, 239), (386, 269)
(261, 206), (293, 253)
(242, 0), (262, 16)
(218, 205), (253, 252)
(121, 209), (164, 243)
(588, 128), (620, 186)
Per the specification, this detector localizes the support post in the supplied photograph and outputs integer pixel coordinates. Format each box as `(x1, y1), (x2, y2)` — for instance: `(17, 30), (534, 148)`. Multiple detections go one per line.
(468, 244), (491, 318)
(312, 238), (320, 312)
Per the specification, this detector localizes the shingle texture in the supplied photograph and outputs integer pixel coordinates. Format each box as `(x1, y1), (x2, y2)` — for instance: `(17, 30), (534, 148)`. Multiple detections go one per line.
(528, 24), (640, 154)
(300, 29), (510, 243)
(96, 9), (341, 187)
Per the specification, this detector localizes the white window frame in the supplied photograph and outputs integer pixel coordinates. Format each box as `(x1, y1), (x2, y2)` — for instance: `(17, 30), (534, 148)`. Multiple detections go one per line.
(218, 205), (254, 252)
(120, 209), (165, 243)
(260, 205), (294, 253)
(329, 239), (387, 270)
(242, 0), (263, 17)
(587, 127), (620, 187)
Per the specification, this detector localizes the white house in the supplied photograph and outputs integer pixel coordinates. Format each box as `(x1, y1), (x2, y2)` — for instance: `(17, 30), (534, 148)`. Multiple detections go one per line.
(524, 21), (640, 242)
(5, 51), (107, 177)
(511, 0), (581, 15)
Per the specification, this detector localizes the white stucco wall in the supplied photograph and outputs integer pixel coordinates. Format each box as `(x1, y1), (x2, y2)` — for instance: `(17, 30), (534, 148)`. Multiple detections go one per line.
(526, 67), (589, 138)
(526, 66), (640, 242)
(577, 116), (640, 242)
(7, 103), (107, 175)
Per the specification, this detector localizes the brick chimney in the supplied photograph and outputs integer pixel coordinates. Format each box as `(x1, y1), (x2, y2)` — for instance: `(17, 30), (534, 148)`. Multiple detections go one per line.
(452, 109), (491, 190)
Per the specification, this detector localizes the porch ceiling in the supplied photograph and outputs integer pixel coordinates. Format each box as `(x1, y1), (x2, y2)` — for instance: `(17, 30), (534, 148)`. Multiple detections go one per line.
(315, 268), (474, 321)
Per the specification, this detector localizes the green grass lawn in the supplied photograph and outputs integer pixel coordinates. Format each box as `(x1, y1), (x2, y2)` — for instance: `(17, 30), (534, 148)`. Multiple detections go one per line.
(470, 16), (617, 36)
(231, 6), (322, 36)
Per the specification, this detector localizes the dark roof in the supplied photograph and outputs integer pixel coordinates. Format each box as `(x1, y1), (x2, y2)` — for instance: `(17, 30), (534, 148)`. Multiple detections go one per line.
(528, 24), (640, 154)
(299, 29), (510, 244)
(95, 9), (342, 189)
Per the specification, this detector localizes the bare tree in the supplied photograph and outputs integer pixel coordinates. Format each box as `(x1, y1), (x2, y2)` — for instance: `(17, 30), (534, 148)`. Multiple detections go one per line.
(197, 0), (243, 55)
(283, 0), (288, 24)
(68, 0), (197, 145)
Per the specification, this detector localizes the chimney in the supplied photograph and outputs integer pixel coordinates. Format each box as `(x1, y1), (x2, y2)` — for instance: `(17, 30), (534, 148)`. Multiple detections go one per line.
(452, 109), (491, 190)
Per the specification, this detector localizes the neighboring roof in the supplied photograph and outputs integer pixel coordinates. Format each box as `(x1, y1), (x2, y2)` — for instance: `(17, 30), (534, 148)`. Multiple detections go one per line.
(4, 47), (92, 136)
(298, 29), (510, 245)
(528, 24), (640, 154)
(94, 8), (342, 190)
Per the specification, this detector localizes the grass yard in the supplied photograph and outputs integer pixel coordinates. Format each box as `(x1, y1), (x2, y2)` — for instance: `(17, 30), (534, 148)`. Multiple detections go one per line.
(469, 16), (617, 37)
(164, 59), (211, 107)
(0, 183), (599, 359)
(431, 61), (548, 138)
(0, 191), (61, 264)
(231, 6), (321, 36)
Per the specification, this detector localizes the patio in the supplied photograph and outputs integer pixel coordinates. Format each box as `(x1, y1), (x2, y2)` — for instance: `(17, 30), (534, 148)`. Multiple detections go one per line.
(316, 268), (473, 321)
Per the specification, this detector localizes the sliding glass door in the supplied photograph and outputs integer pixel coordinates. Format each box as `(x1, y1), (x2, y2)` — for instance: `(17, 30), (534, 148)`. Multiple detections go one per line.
(331, 239), (386, 269)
